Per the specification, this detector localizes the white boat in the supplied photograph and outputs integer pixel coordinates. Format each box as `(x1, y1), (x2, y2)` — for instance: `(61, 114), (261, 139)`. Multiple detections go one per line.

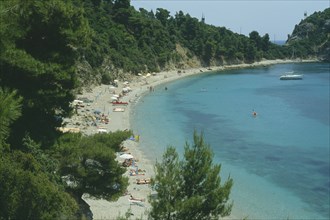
(280, 71), (303, 80)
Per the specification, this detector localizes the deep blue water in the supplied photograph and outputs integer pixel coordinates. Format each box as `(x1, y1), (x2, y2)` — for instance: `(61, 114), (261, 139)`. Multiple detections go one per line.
(131, 62), (330, 219)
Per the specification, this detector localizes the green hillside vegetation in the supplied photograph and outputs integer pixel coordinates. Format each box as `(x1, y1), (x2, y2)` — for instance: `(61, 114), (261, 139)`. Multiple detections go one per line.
(287, 8), (330, 61)
(0, 0), (328, 219)
(79, 0), (289, 79)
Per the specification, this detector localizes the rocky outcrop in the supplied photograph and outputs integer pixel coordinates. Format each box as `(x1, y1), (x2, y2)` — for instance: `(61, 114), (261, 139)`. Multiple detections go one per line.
(75, 58), (101, 91)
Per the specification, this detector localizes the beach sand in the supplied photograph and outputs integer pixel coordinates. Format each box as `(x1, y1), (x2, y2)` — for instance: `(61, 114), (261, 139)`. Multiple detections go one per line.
(64, 59), (317, 219)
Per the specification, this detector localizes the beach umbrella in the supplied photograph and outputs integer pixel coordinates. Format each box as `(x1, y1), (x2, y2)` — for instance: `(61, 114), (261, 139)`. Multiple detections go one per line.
(73, 99), (83, 104)
(119, 153), (133, 159)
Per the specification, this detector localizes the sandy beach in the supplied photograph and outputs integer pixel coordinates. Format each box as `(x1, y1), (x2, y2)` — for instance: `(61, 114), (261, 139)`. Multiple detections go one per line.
(63, 59), (317, 219)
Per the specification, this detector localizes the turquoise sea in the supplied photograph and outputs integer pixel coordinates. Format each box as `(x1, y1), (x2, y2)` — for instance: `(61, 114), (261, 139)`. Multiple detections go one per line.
(131, 62), (330, 219)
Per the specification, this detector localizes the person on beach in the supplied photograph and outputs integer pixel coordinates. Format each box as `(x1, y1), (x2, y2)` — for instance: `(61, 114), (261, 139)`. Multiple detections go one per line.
(136, 178), (151, 184)
(129, 194), (145, 202)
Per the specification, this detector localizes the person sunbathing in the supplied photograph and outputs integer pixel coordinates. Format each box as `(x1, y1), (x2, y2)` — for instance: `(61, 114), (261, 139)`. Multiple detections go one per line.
(136, 178), (151, 184)
(122, 158), (133, 167)
(129, 170), (145, 176)
(129, 194), (145, 202)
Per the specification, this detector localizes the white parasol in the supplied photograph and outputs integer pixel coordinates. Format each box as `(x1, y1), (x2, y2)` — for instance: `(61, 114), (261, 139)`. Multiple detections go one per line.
(97, 128), (107, 133)
(119, 153), (133, 159)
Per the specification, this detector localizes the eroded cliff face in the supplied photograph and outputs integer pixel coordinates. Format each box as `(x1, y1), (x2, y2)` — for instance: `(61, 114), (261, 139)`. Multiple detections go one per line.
(74, 42), (249, 90)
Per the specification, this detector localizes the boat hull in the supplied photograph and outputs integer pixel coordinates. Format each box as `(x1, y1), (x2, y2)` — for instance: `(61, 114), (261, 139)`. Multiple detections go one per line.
(280, 75), (303, 80)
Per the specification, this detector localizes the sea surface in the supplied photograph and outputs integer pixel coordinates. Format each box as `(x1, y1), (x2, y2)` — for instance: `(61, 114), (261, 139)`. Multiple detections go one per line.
(131, 62), (330, 219)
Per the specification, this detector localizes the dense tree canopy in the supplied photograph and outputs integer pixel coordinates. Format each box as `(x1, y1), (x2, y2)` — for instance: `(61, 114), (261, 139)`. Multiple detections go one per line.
(53, 131), (131, 199)
(78, 0), (293, 75)
(0, 0), (92, 146)
(0, 151), (78, 219)
(0, 88), (22, 150)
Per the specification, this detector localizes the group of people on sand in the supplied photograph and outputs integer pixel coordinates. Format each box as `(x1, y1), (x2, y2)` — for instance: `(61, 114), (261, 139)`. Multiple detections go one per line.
(129, 167), (146, 176)
(136, 178), (151, 185)
(119, 145), (152, 206)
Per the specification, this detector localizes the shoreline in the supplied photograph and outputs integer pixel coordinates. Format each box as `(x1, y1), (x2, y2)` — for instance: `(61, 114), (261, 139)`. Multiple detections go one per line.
(69, 58), (318, 219)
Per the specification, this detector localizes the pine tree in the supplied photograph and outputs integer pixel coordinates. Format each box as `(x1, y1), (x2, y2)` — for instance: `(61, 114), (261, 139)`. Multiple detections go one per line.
(150, 131), (233, 220)
(0, 88), (22, 150)
(149, 147), (182, 219)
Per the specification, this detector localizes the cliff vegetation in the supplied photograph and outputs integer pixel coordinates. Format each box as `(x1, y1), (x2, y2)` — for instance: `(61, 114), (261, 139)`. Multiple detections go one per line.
(287, 8), (330, 61)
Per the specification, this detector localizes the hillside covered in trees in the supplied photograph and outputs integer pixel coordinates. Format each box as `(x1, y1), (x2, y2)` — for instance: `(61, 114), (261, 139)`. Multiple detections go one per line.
(0, 0), (328, 219)
(79, 0), (290, 83)
(287, 8), (330, 61)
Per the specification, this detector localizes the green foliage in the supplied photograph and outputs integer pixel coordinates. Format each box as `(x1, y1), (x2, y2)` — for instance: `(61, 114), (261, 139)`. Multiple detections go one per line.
(287, 8), (330, 60)
(23, 135), (61, 183)
(54, 131), (131, 199)
(0, 151), (78, 220)
(80, 0), (176, 73)
(150, 147), (182, 219)
(0, 88), (22, 150)
(101, 72), (113, 85)
(155, 8), (171, 26)
(0, 0), (92, 146)
(79, 0), (291, 74)
(150, 131), (233, 220)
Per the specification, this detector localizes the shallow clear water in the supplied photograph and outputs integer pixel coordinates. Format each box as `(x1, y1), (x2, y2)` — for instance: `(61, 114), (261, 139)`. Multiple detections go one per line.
(131, 63), (330, 219)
